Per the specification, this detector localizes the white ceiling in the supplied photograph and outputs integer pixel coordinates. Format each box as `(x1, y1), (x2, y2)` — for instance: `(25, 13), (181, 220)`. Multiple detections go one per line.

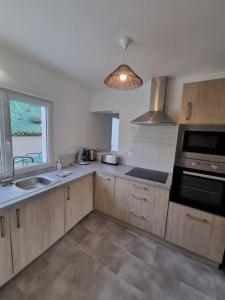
(0, 0), (225, 88)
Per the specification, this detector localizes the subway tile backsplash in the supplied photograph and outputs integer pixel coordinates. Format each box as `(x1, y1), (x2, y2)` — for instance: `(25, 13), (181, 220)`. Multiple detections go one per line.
(122, 125), (178, 173)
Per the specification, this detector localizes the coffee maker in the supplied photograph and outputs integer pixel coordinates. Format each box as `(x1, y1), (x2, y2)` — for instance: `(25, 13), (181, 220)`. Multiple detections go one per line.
(76, 147), (90, 165)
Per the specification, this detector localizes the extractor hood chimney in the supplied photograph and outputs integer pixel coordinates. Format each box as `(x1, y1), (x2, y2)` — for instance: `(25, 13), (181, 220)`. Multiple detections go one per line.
(131, 76), (175, 125)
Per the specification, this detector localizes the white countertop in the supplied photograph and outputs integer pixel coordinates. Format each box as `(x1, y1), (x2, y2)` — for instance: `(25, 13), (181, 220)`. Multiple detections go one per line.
(0, 162), (172, 211)
(76, 161), (172, 190)
(0, 167), (94, 210)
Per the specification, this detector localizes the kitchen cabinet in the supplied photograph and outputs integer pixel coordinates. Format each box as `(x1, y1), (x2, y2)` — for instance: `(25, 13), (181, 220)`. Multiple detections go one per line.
(65, 174), (94, 232)
(112, 177), (129, 221)
(114, 178), (169, 238)
(10, 187), (65, 274)
(0, 210), (13, 287)
(179, 78), (225, 124)
(166, 202), (225, 263)
(94, 172), (115, 215)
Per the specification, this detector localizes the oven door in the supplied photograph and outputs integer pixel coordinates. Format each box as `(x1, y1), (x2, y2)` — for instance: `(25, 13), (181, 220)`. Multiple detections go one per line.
(176, 125), (225, 163)
(170, 166), (225, 216)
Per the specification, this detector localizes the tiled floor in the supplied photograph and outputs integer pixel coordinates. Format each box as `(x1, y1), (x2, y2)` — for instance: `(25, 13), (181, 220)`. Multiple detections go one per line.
(0, 213), (224, 300)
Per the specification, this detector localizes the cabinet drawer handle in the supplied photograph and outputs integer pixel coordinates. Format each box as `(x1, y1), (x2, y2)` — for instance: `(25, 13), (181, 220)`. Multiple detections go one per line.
(132, 183), (148, 191)
(129, 210), (146, 220)
(0, 216), (5, 238)
(16, 209), (21, 229)
(132, 194), (148, 202)
(185, 213), (209, 224)
(99, 176), (110, 181)
(186, 102), (192, 120)
(67, 186), (70, 200)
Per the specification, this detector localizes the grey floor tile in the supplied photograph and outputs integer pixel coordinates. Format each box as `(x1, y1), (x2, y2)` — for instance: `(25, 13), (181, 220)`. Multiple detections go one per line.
(43, 235), (79, 268)
(79, 213), (108, 233)
(66, 224), (92, 246)
(180, 261), (225, 299)
(24, 269), (75, 300)
(178, 282), (218, 300)
(98, 219), (128, 239)
(62, 288), (91, 300)
(114, 230), (157, 265)
(13, 256), (50, 291)
(118, 254), (159, 293)
(96, 272), (147, 300)
(19, 264), (64, 299)
(118, 253), (182, 299)
(78, 231), (131, 273)
(0, 281), (27, 300)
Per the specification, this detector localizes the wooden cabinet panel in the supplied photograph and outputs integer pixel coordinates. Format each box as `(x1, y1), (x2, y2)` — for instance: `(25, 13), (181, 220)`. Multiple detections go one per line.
(180, 78), (225, 124)
(113, 178), (129, 222)
(10, 187), (65, 274)
(65, 175), (94, 232)
(0, 210), (13, 287)
(166, 202), (225, 263)
(114, 178), (169, 238)
(94, 173), (115, 215)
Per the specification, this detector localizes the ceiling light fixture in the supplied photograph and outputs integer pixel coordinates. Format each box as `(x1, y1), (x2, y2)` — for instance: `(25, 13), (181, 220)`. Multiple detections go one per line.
(104, 36), (143, 90)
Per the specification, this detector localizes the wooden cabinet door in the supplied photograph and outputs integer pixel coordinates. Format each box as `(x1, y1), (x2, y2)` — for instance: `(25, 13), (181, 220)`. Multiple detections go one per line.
(113, 178), (129, 222)
(10, 187), (65, 274)
(142, 186), (169, 238)
(94, 173), (115, 215)
(179, 82), (195, 123)
(166, 202), (225, 263)
(65, 175), (94, 232)
(180, 78), (225, 124)
(0, 210), (13, 287)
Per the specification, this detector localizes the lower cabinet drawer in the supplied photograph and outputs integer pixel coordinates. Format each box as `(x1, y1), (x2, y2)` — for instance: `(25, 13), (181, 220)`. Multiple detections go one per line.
(166, 202), (225, 263)
(114, 178), (169, 238)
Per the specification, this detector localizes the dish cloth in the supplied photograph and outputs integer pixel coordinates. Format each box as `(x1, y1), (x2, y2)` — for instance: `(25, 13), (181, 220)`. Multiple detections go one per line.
(56, 170), (73, 178)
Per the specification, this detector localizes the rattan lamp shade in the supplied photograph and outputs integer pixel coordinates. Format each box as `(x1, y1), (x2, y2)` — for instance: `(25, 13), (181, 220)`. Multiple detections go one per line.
(104, 64), (143, 90)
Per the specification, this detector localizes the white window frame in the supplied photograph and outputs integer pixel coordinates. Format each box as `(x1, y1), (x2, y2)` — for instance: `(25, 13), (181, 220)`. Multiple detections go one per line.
(110, 113), (120, 152)
(0, 88), (54, 178)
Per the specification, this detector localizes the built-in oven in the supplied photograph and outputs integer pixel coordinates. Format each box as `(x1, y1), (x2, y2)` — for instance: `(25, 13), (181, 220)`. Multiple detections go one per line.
(176, 125), (225, 163)
(170, 165), (225, 217)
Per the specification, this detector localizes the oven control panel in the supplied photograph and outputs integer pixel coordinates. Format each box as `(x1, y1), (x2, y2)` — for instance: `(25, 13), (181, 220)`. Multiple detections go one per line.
(175, 157), (225, 174)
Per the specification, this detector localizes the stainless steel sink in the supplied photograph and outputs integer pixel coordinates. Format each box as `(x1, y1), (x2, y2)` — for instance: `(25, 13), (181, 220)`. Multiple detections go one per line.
(15, 176), (55, 190)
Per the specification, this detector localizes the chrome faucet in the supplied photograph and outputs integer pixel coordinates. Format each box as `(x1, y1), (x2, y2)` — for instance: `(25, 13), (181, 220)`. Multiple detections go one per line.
(0, 156), (34, 186)
(12, 156), (34, 180)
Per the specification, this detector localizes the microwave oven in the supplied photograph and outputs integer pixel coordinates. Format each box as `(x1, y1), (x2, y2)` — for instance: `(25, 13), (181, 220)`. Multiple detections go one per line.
(176, 125), (225, 164)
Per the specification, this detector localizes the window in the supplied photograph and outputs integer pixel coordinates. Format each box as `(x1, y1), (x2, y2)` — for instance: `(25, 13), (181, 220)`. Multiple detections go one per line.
(111, 114), (119, 152)
(0, 90), (53, 178)
(0, 129), (4, 173)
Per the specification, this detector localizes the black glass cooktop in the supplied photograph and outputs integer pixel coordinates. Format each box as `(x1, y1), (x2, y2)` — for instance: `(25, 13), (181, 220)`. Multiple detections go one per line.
(125, 167), (168, 184)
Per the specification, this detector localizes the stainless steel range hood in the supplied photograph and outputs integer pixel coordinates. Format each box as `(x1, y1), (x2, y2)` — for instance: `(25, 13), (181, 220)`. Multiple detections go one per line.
(131, 76), (175, 125)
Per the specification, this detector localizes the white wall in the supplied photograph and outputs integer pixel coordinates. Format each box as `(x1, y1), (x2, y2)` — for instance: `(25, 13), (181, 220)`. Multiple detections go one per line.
(91, 83), (151, 155)
(91, 82), (178, 172)
(91, 71), (225, 172)
(0, 44), (110, 165)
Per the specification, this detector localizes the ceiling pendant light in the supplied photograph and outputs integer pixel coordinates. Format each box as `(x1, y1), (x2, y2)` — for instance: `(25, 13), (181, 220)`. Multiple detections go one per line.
(104, 36), (143, 90)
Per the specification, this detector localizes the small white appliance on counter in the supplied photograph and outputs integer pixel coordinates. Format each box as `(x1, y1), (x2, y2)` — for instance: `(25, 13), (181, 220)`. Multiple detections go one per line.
(101, 153), (120, 165)
(76, 147), (90, 165)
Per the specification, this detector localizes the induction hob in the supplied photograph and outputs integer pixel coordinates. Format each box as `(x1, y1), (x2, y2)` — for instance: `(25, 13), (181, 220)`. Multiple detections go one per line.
(125, 167), (168, 184)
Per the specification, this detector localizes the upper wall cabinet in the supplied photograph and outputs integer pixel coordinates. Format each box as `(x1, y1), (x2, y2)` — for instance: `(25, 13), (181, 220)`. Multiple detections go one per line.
(179, 78), (225, 124)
